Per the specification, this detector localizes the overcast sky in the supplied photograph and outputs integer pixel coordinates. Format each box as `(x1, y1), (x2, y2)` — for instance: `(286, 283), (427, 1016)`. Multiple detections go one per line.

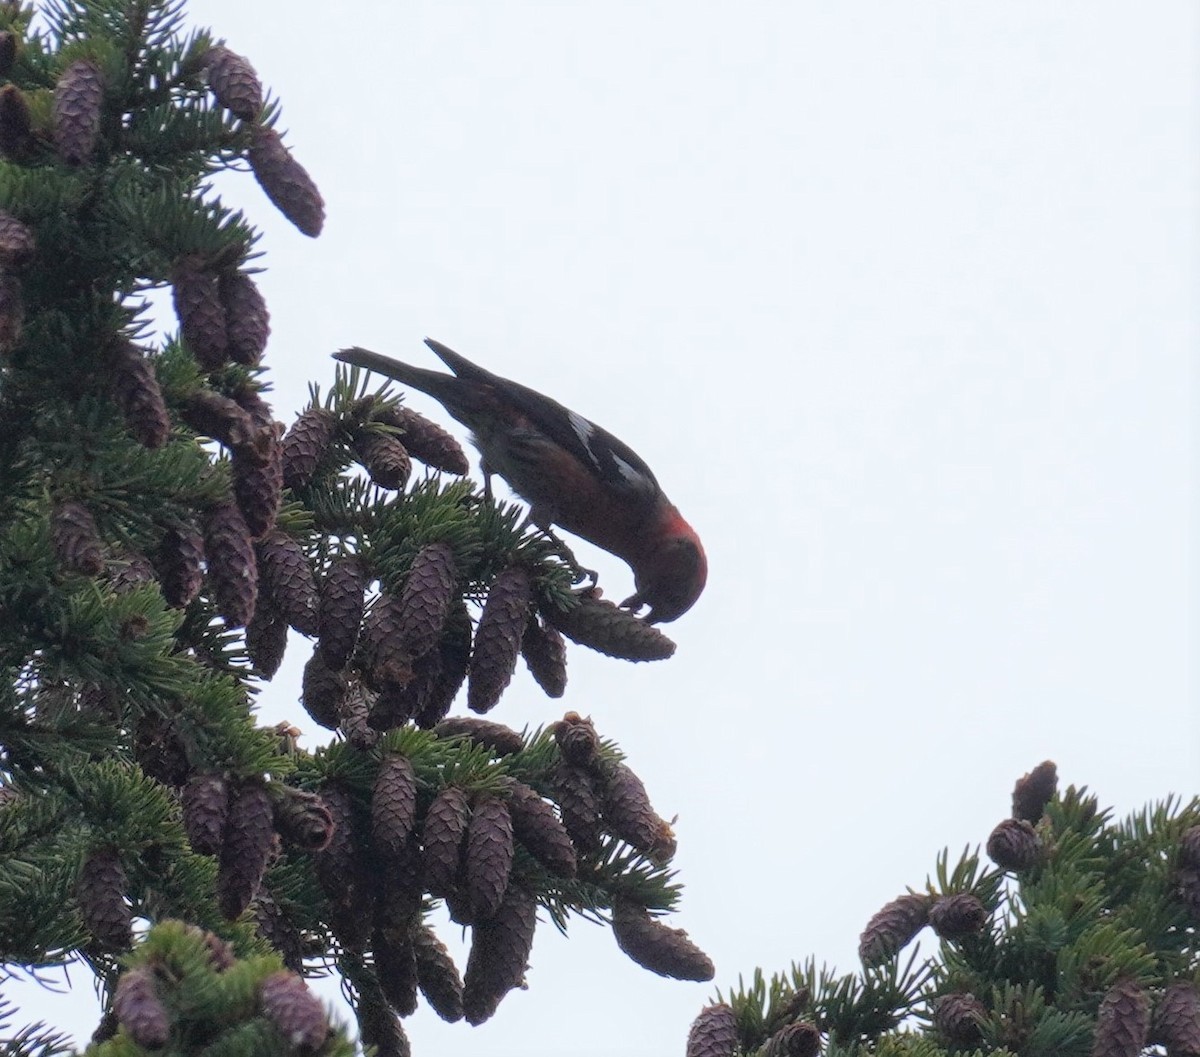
(10, 3), (1197, 1056)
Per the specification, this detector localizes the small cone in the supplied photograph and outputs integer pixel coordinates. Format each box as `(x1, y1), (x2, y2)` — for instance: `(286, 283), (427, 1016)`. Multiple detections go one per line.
(414, 924), (464, 1022)
(932, 992), (987, 1047)
(0, 209), (35, 268)
(281, 406), (337, 490)
(113, 967), (169, 1049)
(394, 541), (458, 662)
(248, 124), (325, 238)
(259, 971), (329, 1051)
(245, 598), (288, 677)
(504, 779), (576, 879)
(355, 429), (412, 490)
(202, 45), (262, 120)
(521, 615), (567, 698)
(764, 1022), (821, 1057)
(157, 521), (204, 607)
(77, 846), (131, 949)
(611, 899), (714, 981)
(110, 338), (169, 449)
(317, 554), (367, 670)
(1011, 760), (1058, 823)
(463, 883), (538, 1025)
(172, 260), (228, 370)
(1092, 977), (1150, 1057)
(414, 598), (472, 727)
(986, 818), (1042, 872)
(928, 892), (988, 939)
(257, 530), (319, 635)
(202, 499), (258, 628)
(858, 893), (930, 967)
(272, 787), (334, 852)
(553, 712), (599, 766)
(0, 83), (33, 160)
(1151, 981), (1200, 1055)
(53, 59), (103, 165)
(181, 772), (229, 855)
(598, 759), (675, 862)
(686, 1003), (739, 1057)
(373, 403), (469, 475)
(52, 499), (103, 576)
(434, 717), (525, 756)
(465, 795), (514, 920)
(219, 269), (270, 364)
(421, 786), (470, 898)
(468, 566), (532, 713)
(544, 594), (676, 661)
(372, 754), (418, 863)
(217, 780), (275, 919)
(301, 649), (346, 730)
(553, 762), (603, 853)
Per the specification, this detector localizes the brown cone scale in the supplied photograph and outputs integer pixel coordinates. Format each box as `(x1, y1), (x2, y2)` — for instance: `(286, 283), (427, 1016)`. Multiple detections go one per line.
(248, 124), (325, 238)
(686, 1003), (739, 1057)
(462, 883), (538, 1025)
(468, 566), (532, 713)
(465, 796), (514, 921)
(202, 500), (258, 628)
(317, 554), (367, 671)
(53, 59), (103, 165)
(611, 899), (714, 981)
(544, 594), (676, 661)
(858, 893), (930, 967)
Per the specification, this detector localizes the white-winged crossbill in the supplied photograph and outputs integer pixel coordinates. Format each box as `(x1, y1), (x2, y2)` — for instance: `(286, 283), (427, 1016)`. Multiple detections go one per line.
(333, 339), (706, 624)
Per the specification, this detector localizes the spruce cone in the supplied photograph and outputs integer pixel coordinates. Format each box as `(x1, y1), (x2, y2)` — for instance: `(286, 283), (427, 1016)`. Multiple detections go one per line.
(355, 429), (411, 490)
(1151, 982), (1200, 1055)
(858, 893), (930, 967)
(257, 530), (319, 635)
(554, 712), (599, 766)
(611, 899), (714, 981)
(253, 890), (305, 972)
(248, 124), (325, 238)
(281, 406), (337, 490)
(504, 780), (576, 879)
(273, 788), (334, 852)
(202, 500), (258, 627)
(77, 846), (131, 949)
(553, 761), (603, 853)
(764, 1022), (821, 1057)
(157, 521), (204, 607)
(933, 992), (987, 1047)
(181, 772), (229, 856)
(110, 339), (169, 449)
(598, 760), (675, 862)
(414, 924), (464, 1023)
(686, 1003), (739, 1057)
(52, 499), (103, 576)
(395, 541), (458, 662)
(434, 716), (525, 756)
(314, 784), (369, 950)
(300, 650), (345, 729)
(358, 985), (412, 1057)
(378, 833), (425, 924)
(358, 592), (412, 692)
(928, 892), (988, 939)
(465, 796), (514, 920)
(373, 404), (469, 475)
(987, 818), (1042, 871)
(422, 786), (470, 897)
(233, 436), (283, 538)
(245, 599), (288, 678)
(113, 967), (169, 1049)
(219, 270), (270, 364)
(374, 926), (419, 1017)
(0, 83), (32, 160)
(1012, 760), (1058, 823)
(217, 780), (275, 919)
(133, 710), (189, 787)
(317, 554), (366, 670)
(259, 971), (329, 1051)
(202, 45), (262, 120)
(181, 388), (271, 462)
(368, 679), (420, 732)
(0, 273), (22, 357)
(1180, 826), (1200, 870)
(544, 594), (676, 661)
(468, 566), (532, 713)
(0, 209), (35, 268)
(463, 883), (538, 1025)
(521, 615), (567, 698)
(372, 754), (418, 863)
(1092, 977), (1150, 1057)
(172, 260), (228, 370)
(414, 598), (472, 727)
(53, 59), (103, 165)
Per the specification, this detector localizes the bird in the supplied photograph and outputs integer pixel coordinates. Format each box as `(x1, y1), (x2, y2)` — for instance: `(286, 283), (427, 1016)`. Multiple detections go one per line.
(333, 339), (707, 624)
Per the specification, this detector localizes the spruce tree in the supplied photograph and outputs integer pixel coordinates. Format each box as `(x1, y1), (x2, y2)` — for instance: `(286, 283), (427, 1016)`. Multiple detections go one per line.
(0, 2), (706, 1054)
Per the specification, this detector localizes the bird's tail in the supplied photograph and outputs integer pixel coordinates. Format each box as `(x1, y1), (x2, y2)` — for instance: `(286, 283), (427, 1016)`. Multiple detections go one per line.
(333, 345), (472, 411)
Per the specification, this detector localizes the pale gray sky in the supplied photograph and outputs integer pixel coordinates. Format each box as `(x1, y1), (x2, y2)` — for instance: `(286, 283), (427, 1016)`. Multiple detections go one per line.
(10, 3), (1196, 1056)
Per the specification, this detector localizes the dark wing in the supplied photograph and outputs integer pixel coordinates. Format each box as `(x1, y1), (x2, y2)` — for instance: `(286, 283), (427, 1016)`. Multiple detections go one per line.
(425, 338), (661, 497)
